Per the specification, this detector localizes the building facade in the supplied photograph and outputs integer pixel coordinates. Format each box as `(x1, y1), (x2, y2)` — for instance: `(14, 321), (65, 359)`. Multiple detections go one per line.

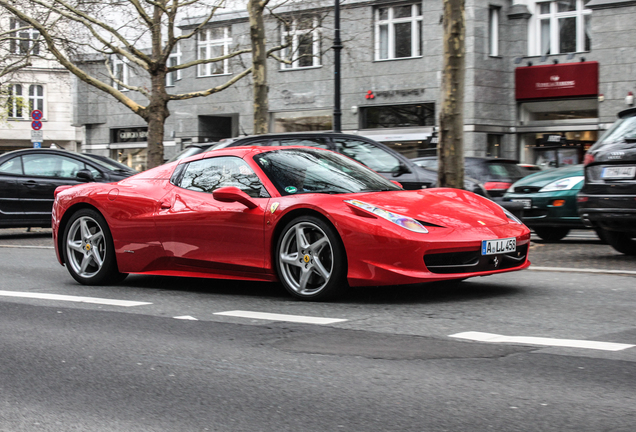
(1, 16), (82, 153)
(72, 0), (636, 170)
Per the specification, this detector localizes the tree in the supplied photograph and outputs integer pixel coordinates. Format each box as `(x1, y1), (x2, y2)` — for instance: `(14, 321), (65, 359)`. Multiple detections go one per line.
(438, 0), (465, 189)
(0, 0), (254, 168)
(248, 0), (269, 134)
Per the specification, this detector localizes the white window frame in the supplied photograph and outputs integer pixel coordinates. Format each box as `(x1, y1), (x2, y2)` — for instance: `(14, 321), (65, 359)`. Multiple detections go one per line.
(166, 43), (182, 87)
(28, 84), (45, 117)
(112, 56), (129, 91)
(374, 4), (422, 61)
(197, 27), (232, 77)
(489, 6), (500, 57)
(10, 19), (40, 55)
(530, 0), (592, 56)
(7, 84), (24, 119)
(281, 17), (322, 70)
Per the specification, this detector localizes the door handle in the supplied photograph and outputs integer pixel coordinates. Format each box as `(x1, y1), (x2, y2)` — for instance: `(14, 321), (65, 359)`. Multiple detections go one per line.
(160, 201), (171, 209)
(23, 180), (38, 188)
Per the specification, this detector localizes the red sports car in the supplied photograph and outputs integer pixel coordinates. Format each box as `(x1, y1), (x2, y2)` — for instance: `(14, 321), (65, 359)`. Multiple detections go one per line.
(52, 147), (530, 300)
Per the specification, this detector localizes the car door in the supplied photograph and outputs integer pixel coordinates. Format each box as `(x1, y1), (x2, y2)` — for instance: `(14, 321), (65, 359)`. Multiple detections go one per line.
(0, 156), (24, 225)
(154, 156), (269, 275)
(332, 138), (424, 189)
(19, 154), (88, 223)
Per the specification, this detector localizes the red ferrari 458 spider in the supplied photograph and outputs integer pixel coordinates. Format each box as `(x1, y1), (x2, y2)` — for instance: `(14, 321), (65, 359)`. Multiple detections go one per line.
(52, 146), (530, 300)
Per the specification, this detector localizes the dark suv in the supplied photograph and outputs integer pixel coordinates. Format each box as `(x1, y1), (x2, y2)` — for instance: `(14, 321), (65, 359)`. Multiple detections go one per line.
(578, 108), (636, 255)
(172, 132), (489, 195)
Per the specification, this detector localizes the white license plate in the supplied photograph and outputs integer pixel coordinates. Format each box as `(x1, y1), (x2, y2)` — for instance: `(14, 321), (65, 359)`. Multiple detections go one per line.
(481, 237), (516, 256)
(601, 166), (636, 179)
(511, 198), (532, 209)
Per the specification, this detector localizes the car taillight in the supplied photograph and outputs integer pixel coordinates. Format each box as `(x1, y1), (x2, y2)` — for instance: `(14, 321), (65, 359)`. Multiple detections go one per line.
(577, 196), (588, 203)
(484, 182), (512, 191)
(583, 153), (594, 165)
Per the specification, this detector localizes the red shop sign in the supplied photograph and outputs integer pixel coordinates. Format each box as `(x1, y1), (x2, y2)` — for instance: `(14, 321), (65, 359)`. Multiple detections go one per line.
(515, 61), (598, 100)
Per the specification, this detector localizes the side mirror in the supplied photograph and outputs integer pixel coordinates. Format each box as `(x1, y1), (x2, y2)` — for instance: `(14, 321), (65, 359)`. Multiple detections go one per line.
(392, 163), (410, 177)
(76, 169), (95, 182)
(213, 186), (258, 209)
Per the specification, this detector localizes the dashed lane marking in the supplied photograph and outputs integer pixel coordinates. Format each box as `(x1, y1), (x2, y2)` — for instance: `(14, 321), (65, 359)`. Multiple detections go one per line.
(0, 290), (151, 307)
(0, 245), (54, 249)
(214, 310), (348, 325)
(450, 331), (635, 352)
(529, 266), (636, 276)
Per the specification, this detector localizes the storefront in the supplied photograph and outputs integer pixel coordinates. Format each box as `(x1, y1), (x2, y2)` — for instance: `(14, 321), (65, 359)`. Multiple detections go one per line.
(515, 61), (599, 166)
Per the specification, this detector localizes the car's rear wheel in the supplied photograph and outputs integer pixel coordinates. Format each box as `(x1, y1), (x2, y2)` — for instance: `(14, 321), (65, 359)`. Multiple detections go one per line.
(63, 209), (127, 285)
(533, 227), (570, 242)
(603, 230), (636, 255)
(276, 216), (347, 301)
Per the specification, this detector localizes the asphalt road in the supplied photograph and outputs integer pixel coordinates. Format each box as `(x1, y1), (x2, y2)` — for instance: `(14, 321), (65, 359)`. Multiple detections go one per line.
(0, 228), (635, 431)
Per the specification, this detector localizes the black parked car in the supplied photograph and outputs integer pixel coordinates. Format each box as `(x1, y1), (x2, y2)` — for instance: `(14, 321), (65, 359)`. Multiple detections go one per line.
(0, 148), (137, 229)
(170, 132), (490, 196)
(578, 108), (636, 255)
(411, 156), (526, 197)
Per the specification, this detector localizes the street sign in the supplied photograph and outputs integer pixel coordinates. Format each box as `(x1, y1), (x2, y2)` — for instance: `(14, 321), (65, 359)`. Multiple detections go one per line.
(31, 110), (43, 121)
(33, 142), (41, 149)
(31, 120), (43, 130)
(31, 130), (43, 142)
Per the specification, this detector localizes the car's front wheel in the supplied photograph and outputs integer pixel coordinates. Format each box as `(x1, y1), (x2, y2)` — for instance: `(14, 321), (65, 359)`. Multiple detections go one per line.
(276, 216), (347, 301)
(533, 227), (570, 242)
(603, 230), (636, 255)
(63, 209), (127, 285)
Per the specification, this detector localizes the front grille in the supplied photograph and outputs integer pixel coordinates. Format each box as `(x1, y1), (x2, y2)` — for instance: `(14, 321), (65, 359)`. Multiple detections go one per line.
(513, 186), (542, 193)
(424, 244), (528, 274)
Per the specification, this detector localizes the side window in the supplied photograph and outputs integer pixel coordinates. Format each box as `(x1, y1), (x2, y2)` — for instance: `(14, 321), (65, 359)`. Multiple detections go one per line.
(0, 157), (24, 174)
(178, 156), (267, 198)
(22, 154), (85, 178)
(334, 139), (400, 173)
(270, 138), (329, 149)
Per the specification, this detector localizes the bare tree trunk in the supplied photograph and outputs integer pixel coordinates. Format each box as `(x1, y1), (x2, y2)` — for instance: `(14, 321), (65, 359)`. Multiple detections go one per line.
(438, 0), (466, 189)
(248, 0), (269, 135)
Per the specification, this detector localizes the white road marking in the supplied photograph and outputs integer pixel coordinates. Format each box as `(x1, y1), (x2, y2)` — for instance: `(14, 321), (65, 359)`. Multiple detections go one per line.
(450, 331), (635, 352)
(0, 245), (54, 249)
(214, 310), (348, 325)
(529, 266), (636, 276)
(174, 316), (198, 320)
(0, 290), (151, 307)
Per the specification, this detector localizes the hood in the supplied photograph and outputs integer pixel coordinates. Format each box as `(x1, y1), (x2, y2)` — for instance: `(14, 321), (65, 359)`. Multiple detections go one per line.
(346, 189), (509, 229)
(511, 164), (583, 189)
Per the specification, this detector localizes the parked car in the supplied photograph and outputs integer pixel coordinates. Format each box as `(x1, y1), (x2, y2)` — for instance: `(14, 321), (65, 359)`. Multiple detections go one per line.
(578, 107), (636, 255)
(0, 148), (137, 229)
(52, 146), (530, 300)
(411, 156), (527, 197)
(503, 164), (588, 242)
(171, 132), (490, 196)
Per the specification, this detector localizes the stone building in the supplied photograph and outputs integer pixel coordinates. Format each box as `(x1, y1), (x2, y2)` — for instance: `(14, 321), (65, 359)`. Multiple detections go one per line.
(73, 0), (636, 170)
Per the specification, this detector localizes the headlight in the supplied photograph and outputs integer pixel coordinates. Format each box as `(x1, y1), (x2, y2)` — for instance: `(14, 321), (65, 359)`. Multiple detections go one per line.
(539, 176), (584, 192)
(502, 207), (522, 224)
(344, 200), (428, 233)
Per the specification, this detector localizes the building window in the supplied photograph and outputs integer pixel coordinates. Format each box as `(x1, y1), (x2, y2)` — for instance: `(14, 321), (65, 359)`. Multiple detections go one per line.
(375, 4), (422, 60)
(29, 85), (44, 116)
(489, 7), (500, 57)
(271, 109), (332, 132)
(536, 0), (591, 55)
(10, 19), (40, 55)
(360, 103), (435, 129)
(112, 56), (129, 91)
(281, 16), (322, 69)
(7, 84), (24, 118)
(198, 27), (232, 76)
(166, 44), (182, 87)
(487, 134), (502, 157)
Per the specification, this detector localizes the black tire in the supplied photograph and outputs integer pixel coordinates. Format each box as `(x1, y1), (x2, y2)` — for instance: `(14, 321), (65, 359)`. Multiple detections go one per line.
(603, 230), (636, 255)
(275, 215), (347, 301)
(594, 227), (609, 244)
(62, 208), (128, 285)
(533, 227), (570, 242)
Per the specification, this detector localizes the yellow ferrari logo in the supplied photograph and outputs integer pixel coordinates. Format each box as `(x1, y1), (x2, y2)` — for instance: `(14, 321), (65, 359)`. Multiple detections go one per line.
(85, 244), (91, 251)
(270, 202), (280, 214)
(303, 254), (311, 263)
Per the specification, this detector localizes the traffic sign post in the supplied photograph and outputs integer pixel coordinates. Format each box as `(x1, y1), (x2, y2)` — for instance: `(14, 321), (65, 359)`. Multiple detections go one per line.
(31, 110), (43, 148)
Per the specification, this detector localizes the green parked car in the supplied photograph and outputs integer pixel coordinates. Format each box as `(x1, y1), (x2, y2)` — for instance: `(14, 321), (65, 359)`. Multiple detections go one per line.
(503, 164), (589, 242)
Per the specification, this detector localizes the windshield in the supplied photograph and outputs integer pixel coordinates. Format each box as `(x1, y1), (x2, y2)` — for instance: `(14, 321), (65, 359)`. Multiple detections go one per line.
(594, 115), (636, 147)
(486, 162), (524, 179)
(254, 148), (402, 195)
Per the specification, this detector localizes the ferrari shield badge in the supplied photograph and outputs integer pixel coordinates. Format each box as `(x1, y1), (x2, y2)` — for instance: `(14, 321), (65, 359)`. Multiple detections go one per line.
(270, 202), (280, 214)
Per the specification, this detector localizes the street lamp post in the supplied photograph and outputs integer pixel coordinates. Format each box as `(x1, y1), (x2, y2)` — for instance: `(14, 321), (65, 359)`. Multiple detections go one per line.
(333, 0), (342, 133)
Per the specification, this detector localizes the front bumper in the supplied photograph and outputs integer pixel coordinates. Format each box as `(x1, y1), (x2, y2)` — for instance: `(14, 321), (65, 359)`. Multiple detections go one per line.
(503, 192), (583, 228)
